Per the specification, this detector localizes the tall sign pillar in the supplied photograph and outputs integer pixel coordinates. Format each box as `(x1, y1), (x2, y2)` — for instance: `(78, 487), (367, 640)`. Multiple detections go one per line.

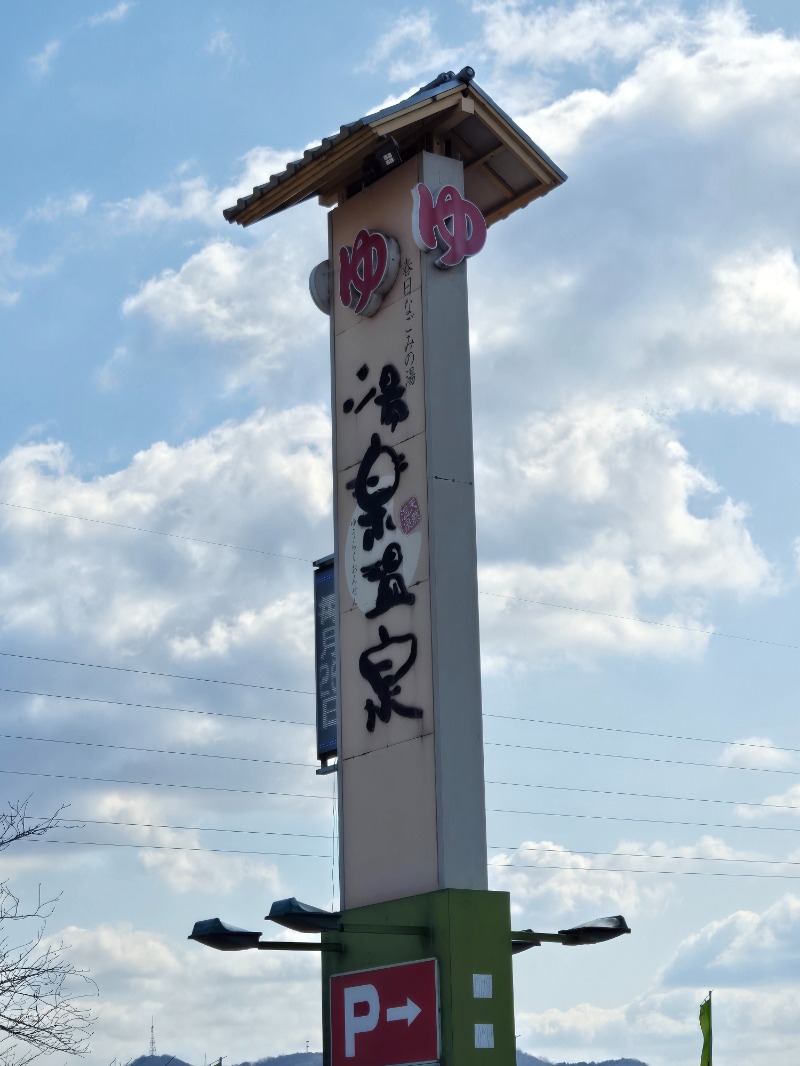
(330, 150), (487, 909)
(223, 66), (567, 1066)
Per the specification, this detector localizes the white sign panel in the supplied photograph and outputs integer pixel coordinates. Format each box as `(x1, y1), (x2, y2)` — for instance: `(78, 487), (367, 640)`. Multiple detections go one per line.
(329, 154), (488, 907)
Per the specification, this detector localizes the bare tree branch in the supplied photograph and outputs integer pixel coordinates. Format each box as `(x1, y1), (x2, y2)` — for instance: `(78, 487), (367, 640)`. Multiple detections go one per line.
(0, 798), (96, 1066)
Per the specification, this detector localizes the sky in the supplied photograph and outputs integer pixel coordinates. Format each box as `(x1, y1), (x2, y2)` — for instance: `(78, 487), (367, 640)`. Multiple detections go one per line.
(2, 1), (800, 1064)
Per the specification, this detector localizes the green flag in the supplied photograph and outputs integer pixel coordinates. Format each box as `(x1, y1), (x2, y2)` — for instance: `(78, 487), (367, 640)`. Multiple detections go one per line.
(699, 992), (712, 1066)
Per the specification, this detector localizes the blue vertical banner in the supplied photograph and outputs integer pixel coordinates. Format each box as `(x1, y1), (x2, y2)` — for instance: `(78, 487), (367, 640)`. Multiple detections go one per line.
(314, 554), (338, 762)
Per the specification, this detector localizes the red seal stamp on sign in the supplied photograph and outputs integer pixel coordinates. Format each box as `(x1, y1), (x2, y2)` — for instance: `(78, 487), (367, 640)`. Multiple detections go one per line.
(398, 495), (421, 535)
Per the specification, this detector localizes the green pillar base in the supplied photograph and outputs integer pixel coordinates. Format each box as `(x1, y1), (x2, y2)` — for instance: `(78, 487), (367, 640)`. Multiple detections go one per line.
(322, 889), (515, 1066)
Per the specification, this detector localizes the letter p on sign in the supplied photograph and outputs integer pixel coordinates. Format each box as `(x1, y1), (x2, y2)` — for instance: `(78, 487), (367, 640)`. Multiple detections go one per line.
(331, 959), (439, 1066)
(344, 985), (380, 1057)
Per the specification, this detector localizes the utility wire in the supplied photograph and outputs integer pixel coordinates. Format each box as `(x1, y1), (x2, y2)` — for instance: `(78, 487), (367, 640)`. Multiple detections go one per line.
(0, 732), (317, 768)
(4, 768), (796, 835)
(488, 843), (800, 867)
(490, 860), (800, 879)
(0, 687), (313, 727)
(479, 590), (800, 653)
(22, 836), (800, 878)
(45, 816), (330, 840)
(485, 711), (800, 757)
(7, 757), (800, 818)
(485, 779), (800, 813)
(6, 687), (790, 759)
(485, 741), (800, 776)
(0, 501), (310, 562)
(0, 650), (314, 695)
(37, 815), (797, 864)
(0, 767), (332, 800)
(6, 499), (800, 655)
(37, 839), (330, 858)
(488, 806), (800, 834)
(5, 729), (793, 780)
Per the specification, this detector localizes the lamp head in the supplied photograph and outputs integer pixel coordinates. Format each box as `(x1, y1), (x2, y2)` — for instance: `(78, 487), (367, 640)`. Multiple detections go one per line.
(267, 897), (341, 933)
(188, 917), (262, 951)
(557, 915), (631, 946)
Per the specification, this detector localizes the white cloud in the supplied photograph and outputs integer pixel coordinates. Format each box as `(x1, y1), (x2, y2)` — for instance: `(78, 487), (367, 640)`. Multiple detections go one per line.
(475, 403), (771, 667)
(0, 405), (331, 660)
(132, 809), (285, 893)
(0, 229), (21, 307)
(104, 146), (297, 229)
(25, 192), (93, 224)
(501, 1), (800, 154)
(713, 247), (800, 335)
(121, 228), (327, 386)
(476, 0), (688, 69)
(459, 2), (800, 429)
(169, 591), (312, 663)
(94, 345), (129, 393)
(514, 895), (800, 1064)
(206, 28), (235, 61)
(737, 782), (800, 820)
(56, 920), (323, 1064)
(88, 2), (135, 28)
(489, 839), (672, 919)
(660, 894), (800, 986)
(28, 40), (61, 80)
(364, 12), (461, 83)
(719, 737), (796, 771)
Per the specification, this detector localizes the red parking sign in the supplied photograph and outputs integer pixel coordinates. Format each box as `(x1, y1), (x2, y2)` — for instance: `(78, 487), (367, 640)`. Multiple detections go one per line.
(331, 958), (439, 1066)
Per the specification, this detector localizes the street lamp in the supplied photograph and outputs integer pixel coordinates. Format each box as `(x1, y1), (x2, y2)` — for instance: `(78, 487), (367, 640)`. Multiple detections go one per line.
(188, 915), (341, 953)
(190, 905), (629, 956)
(187, 897), (429, 954)
(266, 897), (427, 937)
(511, 915), (631, 955)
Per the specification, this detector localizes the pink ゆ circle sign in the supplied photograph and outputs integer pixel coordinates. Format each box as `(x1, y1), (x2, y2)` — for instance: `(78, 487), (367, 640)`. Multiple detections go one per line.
(339, 229), (401, 317)
(411, 182), (487, 268)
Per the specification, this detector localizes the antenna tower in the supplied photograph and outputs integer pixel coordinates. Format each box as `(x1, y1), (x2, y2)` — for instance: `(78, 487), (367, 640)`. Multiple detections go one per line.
(149, 1017), (157, 1057)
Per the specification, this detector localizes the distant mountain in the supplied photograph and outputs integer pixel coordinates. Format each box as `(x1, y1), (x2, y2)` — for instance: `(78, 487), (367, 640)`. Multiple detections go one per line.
(128, 1050), (648, 1066)
(235, 1056), (321, 1066)
(127, 1056), (195, 1066)
(518, 1054), (648, 1066)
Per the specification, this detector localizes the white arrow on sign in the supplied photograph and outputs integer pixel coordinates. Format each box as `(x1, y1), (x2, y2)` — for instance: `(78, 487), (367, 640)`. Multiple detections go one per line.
(385, 998), (421, 1027)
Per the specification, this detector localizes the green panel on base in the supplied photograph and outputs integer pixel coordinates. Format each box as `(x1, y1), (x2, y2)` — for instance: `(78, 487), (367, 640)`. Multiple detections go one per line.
(322, 889), (515, 1066)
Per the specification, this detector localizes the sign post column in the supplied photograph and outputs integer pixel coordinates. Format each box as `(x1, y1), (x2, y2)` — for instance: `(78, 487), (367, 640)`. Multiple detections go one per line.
(222, 67), (569, 1066)
(332, 150), (488, 910)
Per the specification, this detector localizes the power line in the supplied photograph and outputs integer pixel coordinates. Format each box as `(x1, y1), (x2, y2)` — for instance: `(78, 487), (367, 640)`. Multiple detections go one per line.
(46, 816), (330, 840)
(490, 859), (800, 879)
(42, 820), (796, 866)
(484, 711), (800, 756)
(23, 837), (800, 878)
(36, 839), (330, 858)
(485, 741), (800, 776)
(0, 501), (312, 562)
(479, 590), (800, 653)
(0, 732), (317, 768)
(0, 767), (332, 800)
(5, 499), (800, 656)
(0, 650), (314, 695)
(4, 768), (796, 836)
(488, 806), (800, 834)
(485, 778), (800, 812)
(7, 728), (794, 782)
(9, 758), (800, 818)
(0, 687), (313, 727)
(3, 684), (793, 758)
(487, 843), (800, 867)
(11, 684), (788, 761)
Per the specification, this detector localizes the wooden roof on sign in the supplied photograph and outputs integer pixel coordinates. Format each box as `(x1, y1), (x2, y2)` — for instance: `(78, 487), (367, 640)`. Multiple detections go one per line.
(222, 68), (567, 228)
